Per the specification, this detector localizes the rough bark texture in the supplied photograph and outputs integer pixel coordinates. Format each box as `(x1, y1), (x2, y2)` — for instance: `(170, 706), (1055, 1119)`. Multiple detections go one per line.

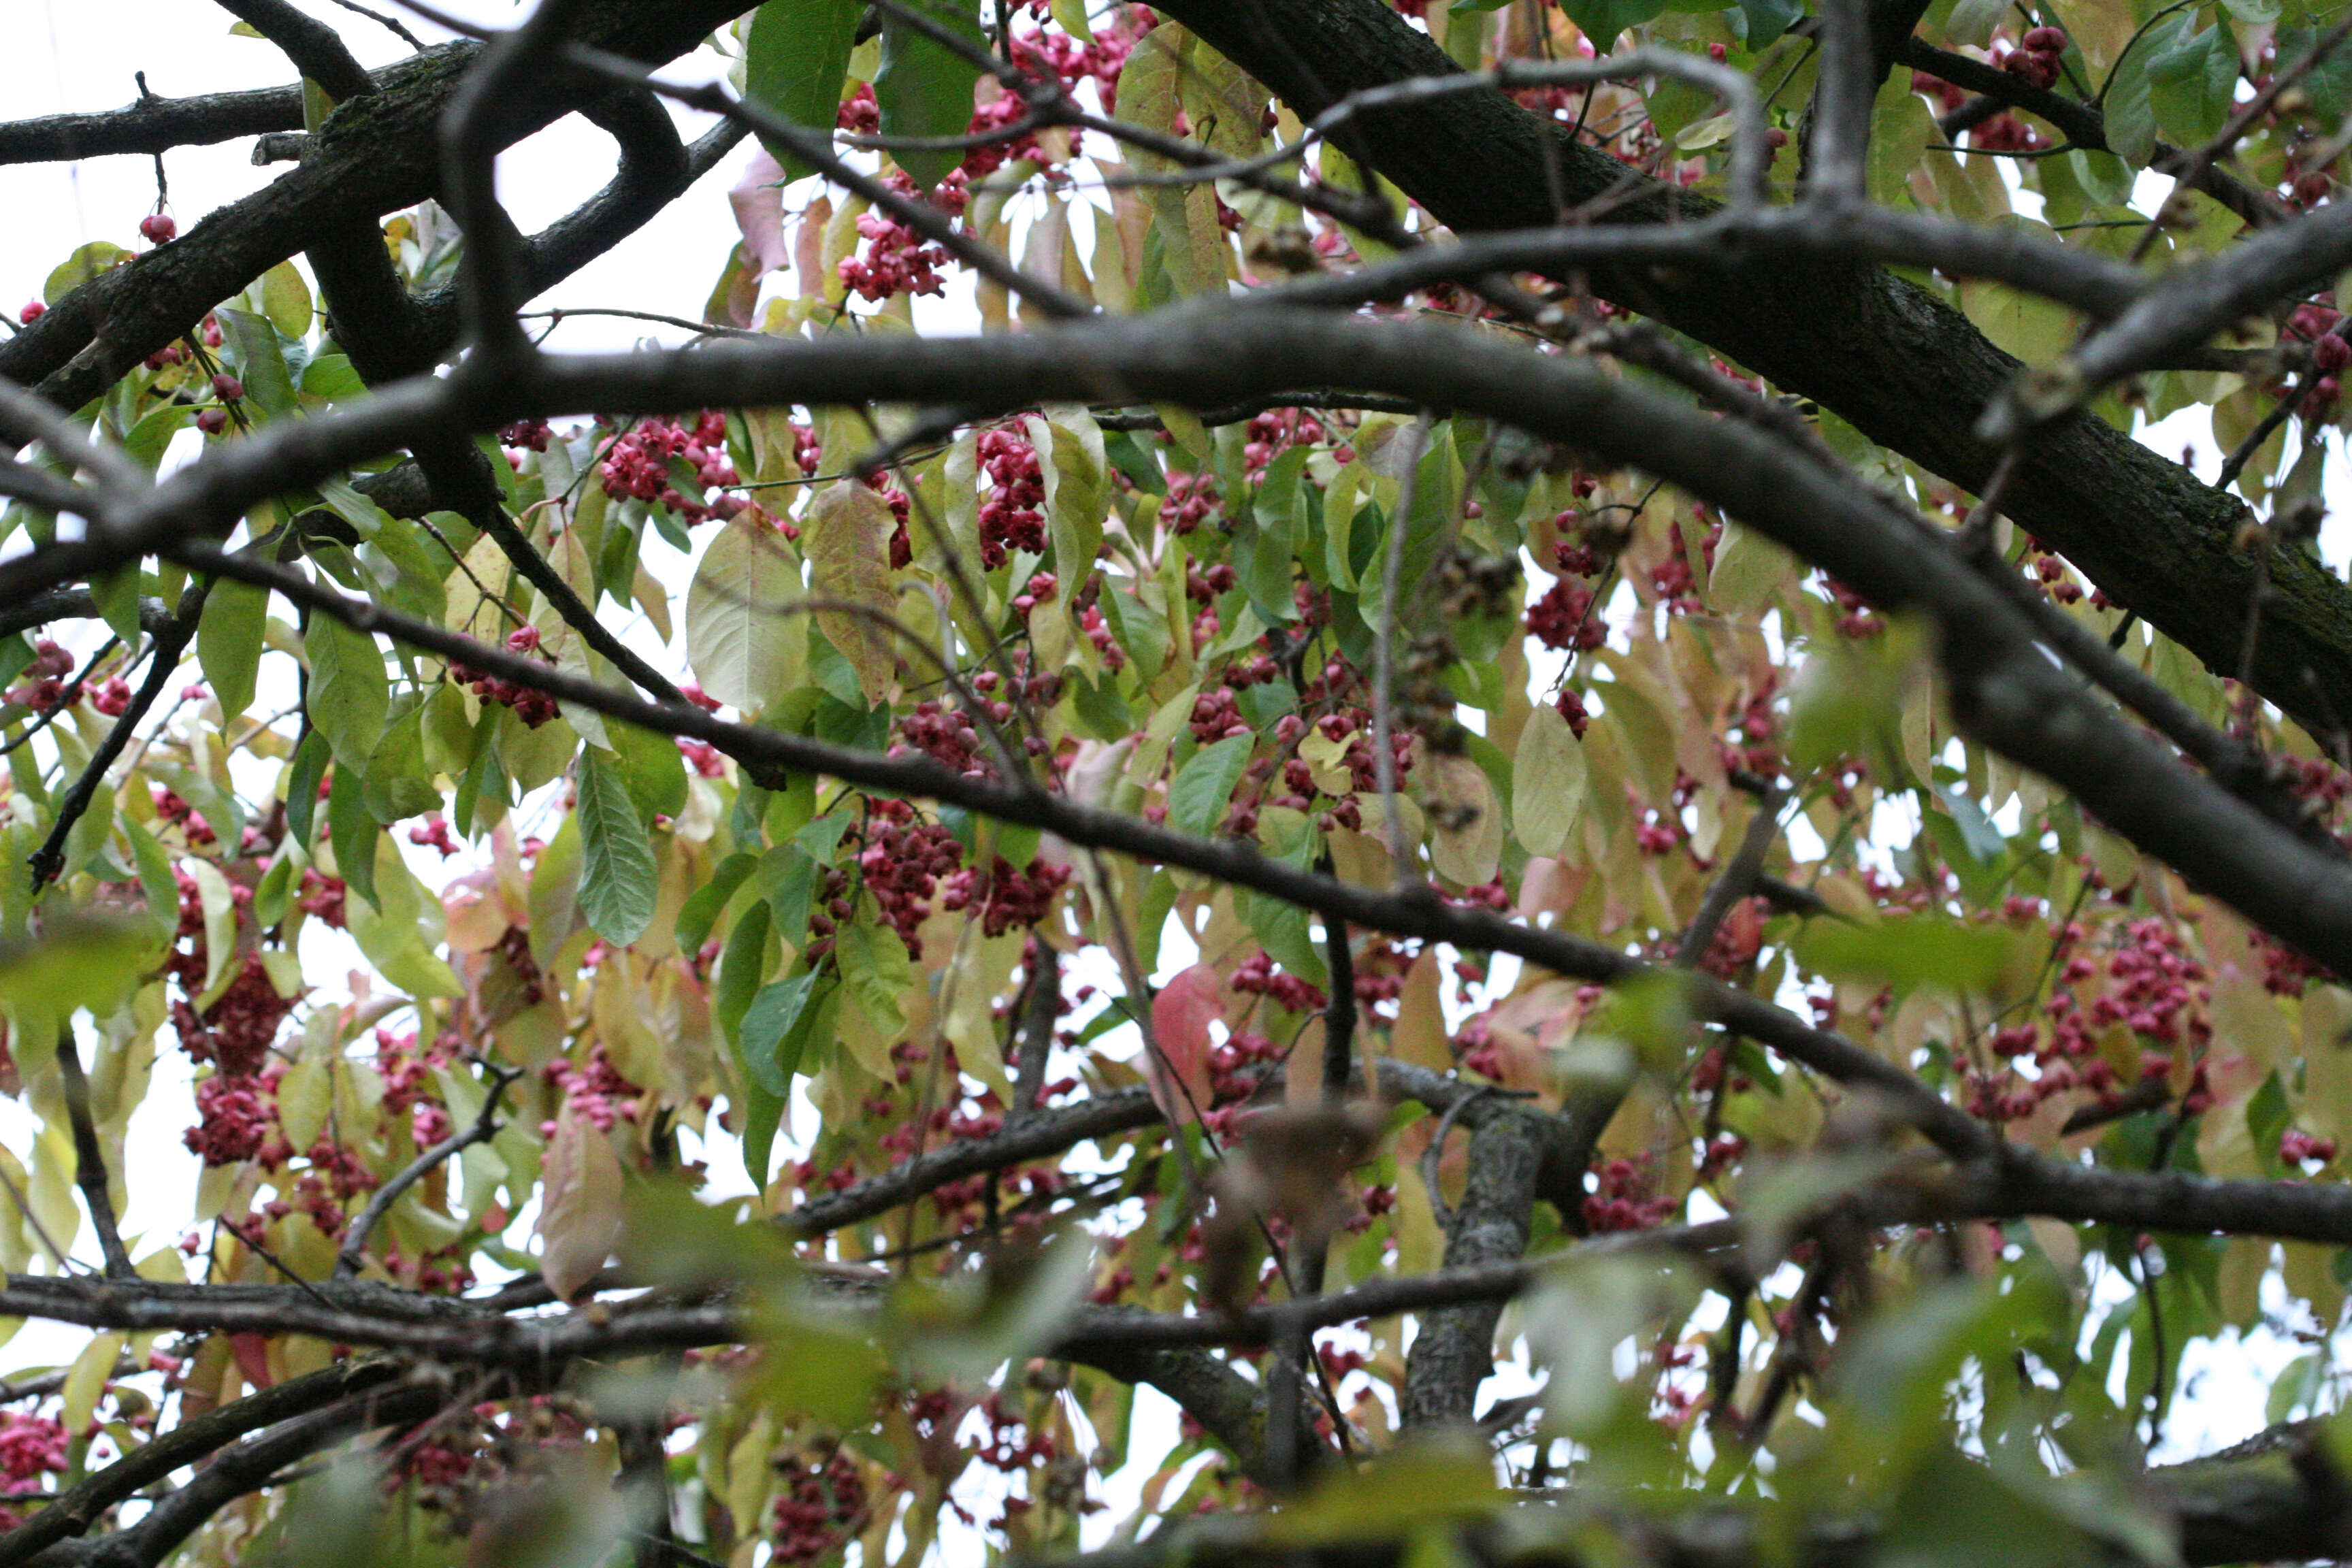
(1154, 0), (2352, 739)
(1399, 1115), (1544, 1428)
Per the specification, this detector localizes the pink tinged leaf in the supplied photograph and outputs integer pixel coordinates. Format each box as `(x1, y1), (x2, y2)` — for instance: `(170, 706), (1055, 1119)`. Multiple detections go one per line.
(537, 1103), (625, 1302)
(795, 195), (834, 300)
(729, 146), (791, 277)
(1147, 962), (1224, 1125)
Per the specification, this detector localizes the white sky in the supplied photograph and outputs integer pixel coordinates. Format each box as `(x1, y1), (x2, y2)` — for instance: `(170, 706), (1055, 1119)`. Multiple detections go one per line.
(0, 0), (2334, 1548)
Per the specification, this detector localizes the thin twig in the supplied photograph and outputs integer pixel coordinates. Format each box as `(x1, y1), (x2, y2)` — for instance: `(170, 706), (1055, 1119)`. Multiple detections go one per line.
(335, 1062), (521, 1278)
(54, 1029), (134, 1280)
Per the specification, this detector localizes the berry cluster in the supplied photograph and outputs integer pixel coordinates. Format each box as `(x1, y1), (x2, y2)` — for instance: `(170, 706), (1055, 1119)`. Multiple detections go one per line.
(858, 802), (966, 956)
(2001, 26), (2069, 89)
(595, 411), (741, 523)
(1967, 913), (2213, 1122)
(840, 171), (958, 301)
(0, 1412), (68, 1490)
(540, 1043), (643, 1135)
(1160, 470), (1220, 535)
(1584, 1155), (1679, 1233)
(448, 625), (561, 728)
(941, 853), (1072, 938)
(1229, 947), (1327, 1013)
(977, 427), (1047, 569)
(772, 1449), (868, 1565)
(185, 1072), (273, 1166)
(1240, 408), (1326, 483)
(497, 419), (552, 452)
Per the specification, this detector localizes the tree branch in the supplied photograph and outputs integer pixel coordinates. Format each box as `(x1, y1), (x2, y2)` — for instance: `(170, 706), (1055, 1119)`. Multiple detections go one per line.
(52, 1031), (132, 1281)
(333, 1063), (520, 1279)
(211, 0), (377, 104)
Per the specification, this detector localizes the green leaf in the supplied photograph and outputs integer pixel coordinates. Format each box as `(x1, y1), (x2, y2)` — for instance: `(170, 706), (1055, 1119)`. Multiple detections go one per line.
(197, 574), (267, 719)
(1168, 734), (1252, 838)
(1867, 74), (1936, 206)
(44, 242), (128, 306)
(91, 567), (144, 647)
(218, 308), (297, 417)
(716, 898), (774, 1055)
(285, 730), (330, 851)
(606, 721), (689, 825)
(345, 837), (461, 998)
(259, 260), (312, 339)
(2101, 20), (2163, 167)
(1796, 917), (2029, 994)
(804, 481), (899, 705)
(1512, 702), (1587, 859)
(835, 919), (912, 1043)
(577, 747), (659, 947)
(877, 0), (985, 189)
(745, 0), (865, 181)
(740, 970), (823, 1096)
(679, 852), (757, 956)
(1560, 0), (1669, 49)
(305, 619), (389, 773)
(328, 759), (379, 909)
(2148, 20), (2238, 150)
(362, 701), (440, 825)
(0, 913), (152, 1039)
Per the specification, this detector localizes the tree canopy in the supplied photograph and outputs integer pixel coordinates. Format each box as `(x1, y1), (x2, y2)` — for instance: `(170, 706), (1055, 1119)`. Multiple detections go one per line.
(7, 0), (2352, 1563)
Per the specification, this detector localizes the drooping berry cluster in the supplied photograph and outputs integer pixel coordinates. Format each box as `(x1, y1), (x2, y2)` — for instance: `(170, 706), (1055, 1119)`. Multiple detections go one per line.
(448, 625), (561, 728)
(839, 171), (959, 301)
(595, 410), (742, 523)
(540, 1043), (644, 1135)
(941, 853), (1072, 937)
(1584, 1154), (1680, 1233)
(977, 427), (1047, 569)
(771, 1448), (869, 1565)
(858, 801), (966, 957)
(4, 639), (75, 713)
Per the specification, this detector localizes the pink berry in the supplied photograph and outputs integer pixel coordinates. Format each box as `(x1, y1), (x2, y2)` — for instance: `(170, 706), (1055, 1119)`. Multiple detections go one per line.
(2315, 335), (2351, 372)
(210, 373), (243, 402)
(17, 302), (44, 325)
(195, 408), (228, 436)
(2021, 26), (2067, 52)
(138, 213), (176, 244)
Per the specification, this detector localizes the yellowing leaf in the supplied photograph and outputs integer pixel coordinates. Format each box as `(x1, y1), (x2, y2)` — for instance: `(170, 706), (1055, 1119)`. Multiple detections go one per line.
(686, 510), (806, 714)
(1388, 949), (1450, 1071)
(804, 480), (899, 705)
(1512, 704), (1586, 859)
(538, 1103), (625, 1301)
(1422, 750), (1502, 887)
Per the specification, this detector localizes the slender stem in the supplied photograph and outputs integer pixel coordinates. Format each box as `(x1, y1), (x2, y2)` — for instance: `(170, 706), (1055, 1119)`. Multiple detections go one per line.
(333, 1062), (521, 1278)
(54, 1028), (133, 1279)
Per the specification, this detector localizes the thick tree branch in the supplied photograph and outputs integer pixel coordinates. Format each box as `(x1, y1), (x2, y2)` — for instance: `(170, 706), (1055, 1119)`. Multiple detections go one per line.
(0, 86), (304, 165)
(212, 0), (377, 104)
(1398, 1114), (1542, 1429)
